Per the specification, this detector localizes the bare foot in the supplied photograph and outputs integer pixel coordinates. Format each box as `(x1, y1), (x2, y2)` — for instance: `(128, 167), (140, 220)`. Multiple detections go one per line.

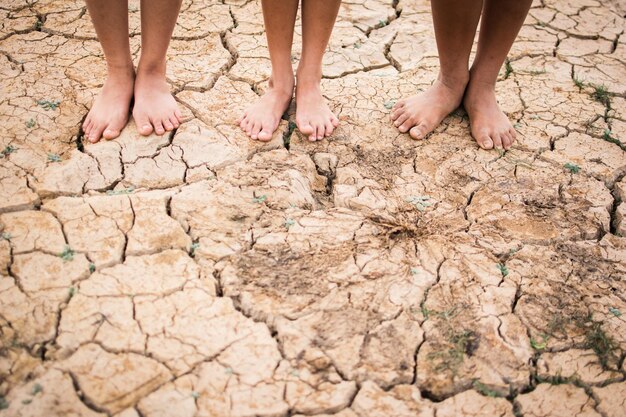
(391, 76), (468, 140)
(82, 68), (134, 143)
(295, 81), (339, 142)
(133, 67), (182, 136)
(463, 79), (516, 150)
(238, 77), (293, 142)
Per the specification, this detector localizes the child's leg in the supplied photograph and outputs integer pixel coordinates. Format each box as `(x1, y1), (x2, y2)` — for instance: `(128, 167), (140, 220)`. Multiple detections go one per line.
(464, 0), (532, 150)
(391, 0), (482, 141)
(239, 0), (299, 141)
(83, 0), (135, 143)
(295, 0), (341, 141)
(133, 0), (183, 136)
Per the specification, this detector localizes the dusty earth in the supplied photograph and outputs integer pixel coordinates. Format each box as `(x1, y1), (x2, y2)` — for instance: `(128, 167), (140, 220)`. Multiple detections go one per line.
(1, 0), (626, 416)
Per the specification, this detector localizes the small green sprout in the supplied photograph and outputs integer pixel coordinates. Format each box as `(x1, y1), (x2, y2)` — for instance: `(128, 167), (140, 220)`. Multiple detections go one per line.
(59, 245), (74, 262)
(284, 218), (295, 229)
(21, 399), (32, 405)
(1, 233), (11, 241)
(529, 69), (547, 76)
(504, 60), (513, 78)
(573, 76), (585, 89)
(31, 383), (43, 396)
(224, 367), (233, 375)
(378, 20), (387, 27)
(564, 162), (580, 174)
(89, 263), (96, 273)
(191, 391), (200, 399)
(473, 380), (501, 398)
(602, 129), (621, 147)
(590, 84), (610, 107)
(253, 195), (267, 204)
(406, 195), (432, 212)
(497, 263), (509, 277)
(353, 40), (362, 49)
(608, 307), (621, 317)
(47, 153), (61, 163)
(106, 187), (135, 195)
(190, 242), (200, 257)
(0, 396), (8, 410)
(26, 119), (36, 128)
(383, 100), (396, 110)
(37, 99), (60, 111)
(68, 286), (76, 298)
(410, 267), (420, 275)
(0, 145), (17, 157)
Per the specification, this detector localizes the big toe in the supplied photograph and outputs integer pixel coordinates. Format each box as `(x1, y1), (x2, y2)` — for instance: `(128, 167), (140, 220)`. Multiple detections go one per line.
(475, 133), (494, 150)
(134, 114), (153, 136)
(409, 123), (431, 140)
(257, 126), (274, 142)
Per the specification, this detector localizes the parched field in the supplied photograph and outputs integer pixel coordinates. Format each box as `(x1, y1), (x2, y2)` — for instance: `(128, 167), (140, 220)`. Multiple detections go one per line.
(1, 0), (625, 416)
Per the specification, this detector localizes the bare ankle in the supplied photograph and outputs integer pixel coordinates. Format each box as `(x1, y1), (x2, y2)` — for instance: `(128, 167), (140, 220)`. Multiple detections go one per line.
(136, 58), (167, 78)
(437, 71), (470, 93)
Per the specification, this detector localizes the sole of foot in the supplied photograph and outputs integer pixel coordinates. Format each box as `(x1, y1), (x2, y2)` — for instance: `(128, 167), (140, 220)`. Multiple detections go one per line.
(391, 77), (467, 141)
(132, 68), (182, 137)
(82, 70), (135, 144)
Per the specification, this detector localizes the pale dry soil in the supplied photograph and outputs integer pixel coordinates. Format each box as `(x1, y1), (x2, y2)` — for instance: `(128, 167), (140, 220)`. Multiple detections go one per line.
(1, 0), (626, 416)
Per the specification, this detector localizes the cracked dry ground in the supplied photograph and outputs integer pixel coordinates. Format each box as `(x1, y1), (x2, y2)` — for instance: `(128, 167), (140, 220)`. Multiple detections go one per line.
(1, 0), (626, 416)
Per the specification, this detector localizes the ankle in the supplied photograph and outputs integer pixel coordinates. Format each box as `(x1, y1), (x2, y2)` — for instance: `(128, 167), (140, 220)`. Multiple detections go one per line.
(107, 62), (135, 80)
(137, 58), (167, 77)
(437, 71), (470, 92)
(268, 73), (295, 95)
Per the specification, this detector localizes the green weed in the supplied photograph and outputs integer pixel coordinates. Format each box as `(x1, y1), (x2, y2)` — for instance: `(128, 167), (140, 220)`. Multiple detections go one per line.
(68, 286), (76, 298)
(0, 145), (17, 157)
(59, 245), (74, 262)
(504, 60), (513, 78)
(564, 162), (580, 174)
(608, 307), (621, 317)
(573, 76), (585, 90)
(0, 395), (8, 410)
(89, 263), (96, 273)
(384, 100), (396, 110)
(284, 218), (295, 229)
(47, 153), (61, 163)
(37, 99), (60, 111)
(31, 383), (43, 395)
(106, 187), (135, 195)
(1, 233), (11, 241)
(590, 84), (610, 107)
(602, 129), (621, 147)
(252, 195), (267, 204)
(26, 119), (36, 128)
(497, 263), (509, 277)
(190, 242), (200, 257)
(584, 321), (617, 369)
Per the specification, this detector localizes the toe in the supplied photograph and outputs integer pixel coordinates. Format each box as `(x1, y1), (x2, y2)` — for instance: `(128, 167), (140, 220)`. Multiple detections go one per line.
(250, 122), (262, 140)
(409, 122), (430, 140)
(492, 133), (503, 149)
(509, 128), (517, 142)
(391, 107), (405, 121)
(88, 124), (105, 143)
(240, 117), (249, 131)
(475, 131), (494, 150)
(163, 118), (174, 131)
(135, 114), (153, 136)
(398, 118), (415, 133)
(258, 124), (274, 142)
(502, 132), (513, 150)
(152, 119), (165, 136)
(174, 108), (183, 123)
(299, 121), (315, 136)
(103, 126), (121, 140)
(394, 112), (410, 128)
(324, 120), (335, 137)
(170, 115), (180, 129)
(331, 114), (339, 127)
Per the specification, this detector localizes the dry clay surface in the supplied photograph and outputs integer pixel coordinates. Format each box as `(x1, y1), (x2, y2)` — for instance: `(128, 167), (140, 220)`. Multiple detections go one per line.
(1, 0), (626, 416)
